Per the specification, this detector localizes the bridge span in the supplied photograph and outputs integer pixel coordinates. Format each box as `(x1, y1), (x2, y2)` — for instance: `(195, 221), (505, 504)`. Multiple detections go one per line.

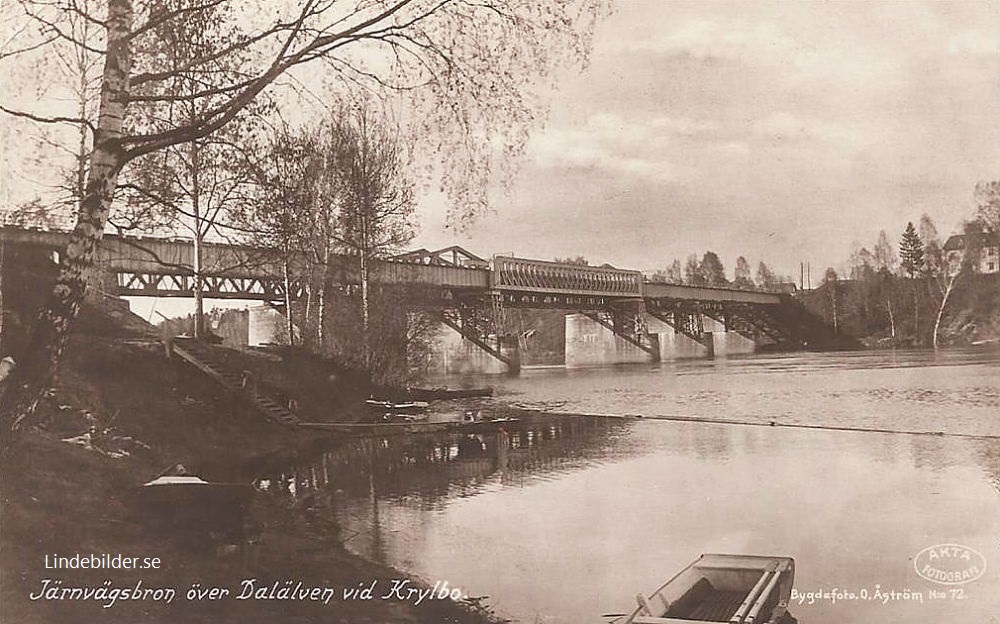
(0, 227), (780, 303)
(2, 226), (837, 371)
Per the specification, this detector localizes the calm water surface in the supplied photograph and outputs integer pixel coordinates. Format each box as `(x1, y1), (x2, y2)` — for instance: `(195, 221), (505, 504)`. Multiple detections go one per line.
(264, 348), (1000, 623)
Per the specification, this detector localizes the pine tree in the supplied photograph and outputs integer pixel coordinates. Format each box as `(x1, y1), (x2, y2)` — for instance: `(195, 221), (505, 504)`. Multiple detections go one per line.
(899, 222), (925, 277)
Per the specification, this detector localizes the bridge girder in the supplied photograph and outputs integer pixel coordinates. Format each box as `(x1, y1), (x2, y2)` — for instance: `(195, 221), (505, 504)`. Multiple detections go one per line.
(579, 304), (660, 360)
(115, 271), (305, 301)
(701, 303), (787, 344)
(437, 294), (519, 372)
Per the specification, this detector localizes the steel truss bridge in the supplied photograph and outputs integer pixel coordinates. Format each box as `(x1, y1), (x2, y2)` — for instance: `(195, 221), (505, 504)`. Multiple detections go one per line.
(2, 227), (830, 370)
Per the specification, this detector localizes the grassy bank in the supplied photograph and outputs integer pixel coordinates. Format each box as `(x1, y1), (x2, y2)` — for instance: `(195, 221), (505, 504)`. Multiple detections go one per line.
(1, 304), (502, 623)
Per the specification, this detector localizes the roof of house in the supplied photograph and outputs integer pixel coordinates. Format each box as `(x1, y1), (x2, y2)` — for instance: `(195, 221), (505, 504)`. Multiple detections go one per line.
(942, 231), (1000, 251)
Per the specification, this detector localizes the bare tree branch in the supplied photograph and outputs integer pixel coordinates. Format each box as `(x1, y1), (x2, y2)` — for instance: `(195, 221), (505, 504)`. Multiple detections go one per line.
(0, 105), (95, 132)
(0, 33), (58, 60)
(18, 2), (107, 54)
(128, 0), (227, 41)
(123, 0), (421, 158)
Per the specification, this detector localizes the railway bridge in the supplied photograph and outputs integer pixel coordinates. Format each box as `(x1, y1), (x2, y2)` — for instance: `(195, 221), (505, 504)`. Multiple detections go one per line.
(1, 226), (844, 372)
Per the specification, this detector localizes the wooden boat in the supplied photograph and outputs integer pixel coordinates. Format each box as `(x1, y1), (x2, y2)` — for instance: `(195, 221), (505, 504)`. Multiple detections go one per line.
(298, 420), (462, 435)
(136, 467), (254, 542)
(620, 554), (795, 624)
(139, 475), (254, 507)
(366, 399), (430, 410)
(406, 386), (494, 400)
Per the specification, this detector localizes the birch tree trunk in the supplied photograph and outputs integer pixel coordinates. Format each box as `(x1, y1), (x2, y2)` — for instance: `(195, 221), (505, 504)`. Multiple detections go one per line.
(830, 288), (838, 333)
(317, 246), (330, 348)
(933, 273), (960, 349)
(304, 284), (313, 344)
(1, 0), (133, 450)
(282, 256), (294, 346)
(360, 247), (370, 367)
(191, 142), (205, 339)
(192, 225), (204, 339)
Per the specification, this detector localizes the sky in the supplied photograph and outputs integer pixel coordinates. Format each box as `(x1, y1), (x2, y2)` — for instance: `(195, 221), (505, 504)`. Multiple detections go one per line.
(2, 1), (998, 288)
(409, 0), (1000, 281)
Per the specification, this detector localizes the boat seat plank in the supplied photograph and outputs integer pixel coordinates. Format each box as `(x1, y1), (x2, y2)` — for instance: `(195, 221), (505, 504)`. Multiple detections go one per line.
(685, 589), (745, 621)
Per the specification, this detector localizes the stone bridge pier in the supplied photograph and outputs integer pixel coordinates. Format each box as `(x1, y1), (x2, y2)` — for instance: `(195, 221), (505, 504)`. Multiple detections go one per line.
(425, 323), (520, 375)
(565, 311), (758, 367)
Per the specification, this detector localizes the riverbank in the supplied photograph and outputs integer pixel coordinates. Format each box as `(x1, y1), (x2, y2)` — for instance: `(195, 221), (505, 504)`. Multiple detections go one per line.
(800, 272), (1000, 348)
(0, 324), (505, 623)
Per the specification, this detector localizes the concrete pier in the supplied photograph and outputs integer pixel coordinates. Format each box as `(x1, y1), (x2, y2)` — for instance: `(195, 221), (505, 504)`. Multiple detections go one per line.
(427, 311), (760, 374)
(565, 312), (757, 367)
(565, 313), (651, 368)
(426, 323), (519, 374)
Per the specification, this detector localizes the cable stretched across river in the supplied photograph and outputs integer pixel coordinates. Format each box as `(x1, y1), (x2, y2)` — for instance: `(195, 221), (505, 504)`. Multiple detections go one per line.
(537, 409), (1000, 440)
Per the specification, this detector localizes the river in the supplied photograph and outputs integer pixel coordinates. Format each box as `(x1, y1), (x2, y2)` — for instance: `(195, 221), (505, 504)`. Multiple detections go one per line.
(261, 347), (1000, 623)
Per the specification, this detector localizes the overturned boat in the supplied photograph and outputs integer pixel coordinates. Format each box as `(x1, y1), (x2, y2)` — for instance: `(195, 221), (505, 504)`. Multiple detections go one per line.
(621, 554), (795, 624)
(136, 465), (254, 544)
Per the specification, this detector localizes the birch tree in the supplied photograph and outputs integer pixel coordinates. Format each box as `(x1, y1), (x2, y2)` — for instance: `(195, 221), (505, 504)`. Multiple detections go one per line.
(0, 0), (608, 449)
(238, 104), (415, 365)
(823, 267), (840, 333)
(234, 127), (322, 346)
(732, 256), (753, 289)
(328, 104), (415, 367)
(930, 221), (980, 348)
(755, 261), (779, 291)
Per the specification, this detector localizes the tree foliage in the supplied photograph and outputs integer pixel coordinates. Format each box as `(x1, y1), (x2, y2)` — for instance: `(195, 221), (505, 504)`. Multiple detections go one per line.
(233, 101), (417, 367)
(899, 221), (924, 278)
(873, 229), (897, 274)
(698, 251), (727, 287)
(650, 259), (682, 284)
(801, 189), (994, 347)
(974, 180), (1000, 233)
(732, 256), (753, 289)
(0, 0), (609, 448)
(919, 213), (943, 276)
(683, 254), (703, 286)
(755, 261), (779, 291)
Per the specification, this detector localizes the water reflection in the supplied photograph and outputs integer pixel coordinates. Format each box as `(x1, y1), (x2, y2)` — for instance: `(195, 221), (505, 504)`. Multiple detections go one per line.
(258, 349), (1000, 624)
(256, 415), (636, 510)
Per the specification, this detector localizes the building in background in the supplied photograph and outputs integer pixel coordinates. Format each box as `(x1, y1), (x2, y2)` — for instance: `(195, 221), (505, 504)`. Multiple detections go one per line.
(943, 232), (1000, 274)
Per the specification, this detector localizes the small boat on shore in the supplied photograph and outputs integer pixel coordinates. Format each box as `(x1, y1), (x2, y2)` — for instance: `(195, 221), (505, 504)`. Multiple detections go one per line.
(366, 399), (431, 410)
(406, 386), (493, 400)
(619, 554), (795, 624)
(140, 474), (254, 508)
(136, 465), (254, 543)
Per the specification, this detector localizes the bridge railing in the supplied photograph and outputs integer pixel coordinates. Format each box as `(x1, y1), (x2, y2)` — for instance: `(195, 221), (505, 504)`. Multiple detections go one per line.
(491, 256), (643, 297)
(642, 281), (783, 305)
(371, 258), (488, 289)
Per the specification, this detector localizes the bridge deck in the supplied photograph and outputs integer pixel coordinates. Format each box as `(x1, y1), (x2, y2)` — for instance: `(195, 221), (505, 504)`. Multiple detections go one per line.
(643, 282), (783, 305)
(1, 227), (784, 305)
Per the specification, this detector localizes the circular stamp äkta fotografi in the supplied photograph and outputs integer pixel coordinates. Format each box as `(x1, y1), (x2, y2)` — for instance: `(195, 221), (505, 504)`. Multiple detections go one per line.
(913, 544), (986, 586)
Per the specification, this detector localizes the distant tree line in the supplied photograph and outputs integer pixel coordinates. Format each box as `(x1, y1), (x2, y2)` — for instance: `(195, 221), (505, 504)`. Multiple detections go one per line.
(810, 181), (999, 348)
(647, 252), (791, 292)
